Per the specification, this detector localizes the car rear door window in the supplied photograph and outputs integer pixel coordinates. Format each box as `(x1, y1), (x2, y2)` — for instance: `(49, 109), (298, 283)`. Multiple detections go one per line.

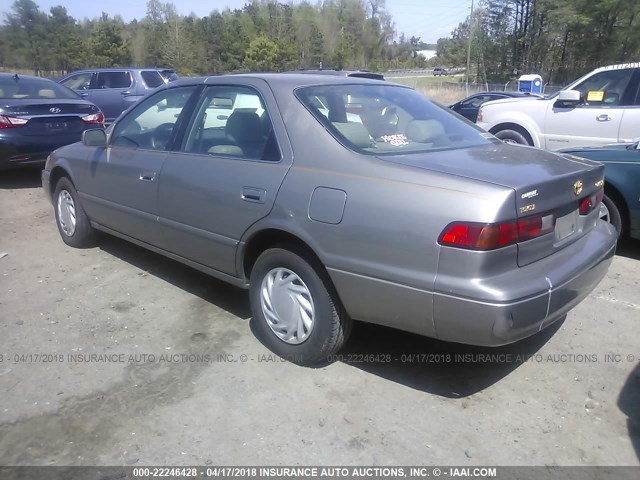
(141, 71), (165, 88)
(111, 86), (197, 151)
(96, 71), (132, 89)
(182, 86), (281, 162)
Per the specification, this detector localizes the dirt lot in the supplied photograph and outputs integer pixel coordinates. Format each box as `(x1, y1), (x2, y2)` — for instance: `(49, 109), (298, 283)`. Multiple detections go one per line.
(0, 168), (638, 467)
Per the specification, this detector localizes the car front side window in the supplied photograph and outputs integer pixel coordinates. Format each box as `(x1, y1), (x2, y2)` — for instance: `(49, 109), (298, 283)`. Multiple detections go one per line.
(573, 68), (634, 106)
(111, 86), (197, 151)
(61, 72), (94, 91)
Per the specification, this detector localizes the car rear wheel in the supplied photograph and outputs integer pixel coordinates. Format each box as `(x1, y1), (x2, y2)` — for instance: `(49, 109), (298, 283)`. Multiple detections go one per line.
(494, 129), (531, 146)
(53, 177), (96, 248)
(599, 194), (623, 238)
(249, 246), (351, 366)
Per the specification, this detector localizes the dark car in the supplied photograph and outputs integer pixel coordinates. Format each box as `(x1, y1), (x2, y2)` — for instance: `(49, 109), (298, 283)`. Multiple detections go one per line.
(58, 68), (178, 124)
(0, 73), (104, 170)
(42, 73), (616, 365)
(433, 67), (448, 76)
(450, 92), (533, 122)
(561, 141), (640, 239)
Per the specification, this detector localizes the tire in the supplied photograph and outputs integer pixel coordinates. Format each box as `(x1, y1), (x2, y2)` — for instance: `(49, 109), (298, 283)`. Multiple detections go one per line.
(53, 177), (96, 248)
(494, 128), (531, 146)
(599, 193), (623, 238)
(249, 246), (351, 366)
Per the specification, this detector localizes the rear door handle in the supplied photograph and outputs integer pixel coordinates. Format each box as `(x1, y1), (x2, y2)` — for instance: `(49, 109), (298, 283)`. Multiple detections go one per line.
(139, 171), (156, 182)
(242, 187), (266, 203)
(120, 90), (132, 95)
(596, 114), (612, 122)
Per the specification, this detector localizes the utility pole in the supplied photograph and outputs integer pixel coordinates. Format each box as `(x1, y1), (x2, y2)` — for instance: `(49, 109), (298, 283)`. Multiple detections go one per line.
(465, 0), (474, 96)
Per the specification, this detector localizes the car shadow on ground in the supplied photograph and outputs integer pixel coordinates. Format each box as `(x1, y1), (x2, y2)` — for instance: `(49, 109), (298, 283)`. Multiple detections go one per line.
(0, 167), (42, 189)
(618, 363), (640, 461)
(616, 238), (640, 261)
(339, 319), (563, 397)
(98, 234), (251, 320)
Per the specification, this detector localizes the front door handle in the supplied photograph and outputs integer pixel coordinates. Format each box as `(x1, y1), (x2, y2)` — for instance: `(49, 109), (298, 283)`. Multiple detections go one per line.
(139, 171), (156, 182)
(596, 114), (612, 122)
(120, 90), (132, 95)
(242, 187), (266, 203)
(79, 92), (89, 97)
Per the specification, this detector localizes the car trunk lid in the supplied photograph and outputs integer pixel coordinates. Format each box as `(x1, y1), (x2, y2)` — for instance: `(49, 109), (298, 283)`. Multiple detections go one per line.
(0, 100), (98, 136)
(384, 144), (606, 265)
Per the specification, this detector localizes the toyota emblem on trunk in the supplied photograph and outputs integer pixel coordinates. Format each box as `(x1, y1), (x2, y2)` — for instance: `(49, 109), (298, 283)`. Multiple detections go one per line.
(50, 107), (62, 113)
(573, 180), (583, 196)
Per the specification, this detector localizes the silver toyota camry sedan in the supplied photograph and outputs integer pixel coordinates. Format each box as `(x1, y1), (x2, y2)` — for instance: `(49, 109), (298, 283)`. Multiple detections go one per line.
(42, 74), (617, 365)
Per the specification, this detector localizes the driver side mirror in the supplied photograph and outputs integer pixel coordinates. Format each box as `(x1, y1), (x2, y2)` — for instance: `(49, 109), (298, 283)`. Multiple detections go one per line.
(554, 89), (581, 108)
(82, 128), (107, 147)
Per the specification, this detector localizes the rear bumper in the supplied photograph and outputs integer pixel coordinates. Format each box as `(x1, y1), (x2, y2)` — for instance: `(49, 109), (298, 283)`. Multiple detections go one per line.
(433, 220), (617, 346)
(0, 133), (82, 170)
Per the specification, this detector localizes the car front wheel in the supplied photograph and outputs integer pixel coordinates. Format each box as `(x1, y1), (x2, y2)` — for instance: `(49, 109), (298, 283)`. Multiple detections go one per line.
(494, 128), (531, 146)
(53, 177), (96, 248)
(249, 246), (351, 366)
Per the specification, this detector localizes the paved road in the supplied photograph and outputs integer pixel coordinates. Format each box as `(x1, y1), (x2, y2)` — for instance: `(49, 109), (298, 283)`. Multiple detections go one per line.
(0, 168), (638, 466)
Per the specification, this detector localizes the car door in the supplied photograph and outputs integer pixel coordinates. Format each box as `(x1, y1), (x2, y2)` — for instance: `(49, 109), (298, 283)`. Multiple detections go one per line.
(81, 85), (199, 246)
(88, 71), (135, 123)
(543, 68), (636, 150)
(157, 80), (293, 276)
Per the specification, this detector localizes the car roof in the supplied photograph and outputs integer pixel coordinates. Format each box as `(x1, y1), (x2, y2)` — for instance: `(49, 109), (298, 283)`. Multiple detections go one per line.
(169, 72), (401, 89)
(64, 68), (173, 74)
(0, 72), (54, 82)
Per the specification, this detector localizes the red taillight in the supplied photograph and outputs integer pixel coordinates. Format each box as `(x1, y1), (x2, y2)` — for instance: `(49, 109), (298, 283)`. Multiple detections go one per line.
(82, 111), (105, 124)
(0, 115), (28, 129)
(579, 189), (604, 215)
(439, 213), (555, 250)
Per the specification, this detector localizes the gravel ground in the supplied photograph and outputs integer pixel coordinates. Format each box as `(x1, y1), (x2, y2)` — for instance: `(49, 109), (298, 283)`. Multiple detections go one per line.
(0, 168), (638, 467)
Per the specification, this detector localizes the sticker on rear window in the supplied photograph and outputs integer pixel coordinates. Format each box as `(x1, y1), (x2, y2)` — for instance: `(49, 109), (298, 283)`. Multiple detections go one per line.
(380, 134), (408, 146)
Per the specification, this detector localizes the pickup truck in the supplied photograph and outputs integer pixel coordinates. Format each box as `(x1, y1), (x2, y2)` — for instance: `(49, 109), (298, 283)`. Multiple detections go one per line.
(476, 63), (640, 150)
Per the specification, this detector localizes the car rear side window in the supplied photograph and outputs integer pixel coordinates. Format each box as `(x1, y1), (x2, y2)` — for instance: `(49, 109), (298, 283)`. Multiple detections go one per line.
(141, 71), (165, 88)
(182, 86), (281, 162)
(296, 84), (494, 156)
(96, 71), (132, 89)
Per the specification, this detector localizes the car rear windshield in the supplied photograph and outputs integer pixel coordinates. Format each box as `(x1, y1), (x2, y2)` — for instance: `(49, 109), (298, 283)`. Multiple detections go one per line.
(0, 75), (79, 100)
(296, 84), (495, 155)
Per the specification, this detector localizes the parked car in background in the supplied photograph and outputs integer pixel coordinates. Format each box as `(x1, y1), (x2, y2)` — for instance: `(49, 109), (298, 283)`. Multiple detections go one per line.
(560, 141), (640, 239)
(0, 73), (103, 170)
(42, 73), (616, 365)
(476, 63), (640, 150)
(58, 68), (178, 124)
(449, 92), (533, 122)
(433, 67), (448, 76)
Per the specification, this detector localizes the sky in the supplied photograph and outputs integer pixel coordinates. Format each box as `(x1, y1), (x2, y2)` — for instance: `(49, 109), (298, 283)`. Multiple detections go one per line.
(0, 0), (472, 44)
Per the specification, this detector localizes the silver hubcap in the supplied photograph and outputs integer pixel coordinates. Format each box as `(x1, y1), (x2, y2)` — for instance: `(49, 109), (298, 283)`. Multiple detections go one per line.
(599, 202), (610, 223)
(502, 138), (519, 145)
(260, 267), (315, 344)
(57, 189), (76, 236)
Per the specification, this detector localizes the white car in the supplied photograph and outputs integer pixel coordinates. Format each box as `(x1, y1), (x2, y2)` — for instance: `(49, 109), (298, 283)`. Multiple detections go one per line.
(476, 63), (640, 150)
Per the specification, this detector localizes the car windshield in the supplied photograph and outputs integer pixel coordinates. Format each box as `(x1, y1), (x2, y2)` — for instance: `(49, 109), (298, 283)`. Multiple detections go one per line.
(0, 75), (80, 100)
(296, 84), (496, 155)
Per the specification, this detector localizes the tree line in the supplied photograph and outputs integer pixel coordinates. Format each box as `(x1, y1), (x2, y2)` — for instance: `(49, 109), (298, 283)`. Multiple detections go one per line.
(0, 0), (429, 76)
(436, 0), (640, 85)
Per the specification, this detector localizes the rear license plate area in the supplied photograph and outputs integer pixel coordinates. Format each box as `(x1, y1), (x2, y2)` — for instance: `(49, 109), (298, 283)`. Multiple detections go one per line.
(46, 121), (68, 131)
(555, 210), (578, 241)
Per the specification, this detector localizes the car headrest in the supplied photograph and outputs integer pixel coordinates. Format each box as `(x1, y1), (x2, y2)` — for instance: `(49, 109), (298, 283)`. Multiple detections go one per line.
(332, 122), (371, 149)
(406, 120), (445, 143)
(225, 111), (264, 144)
(38, 89), (56, 98)
(208, 145), (244, 156)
